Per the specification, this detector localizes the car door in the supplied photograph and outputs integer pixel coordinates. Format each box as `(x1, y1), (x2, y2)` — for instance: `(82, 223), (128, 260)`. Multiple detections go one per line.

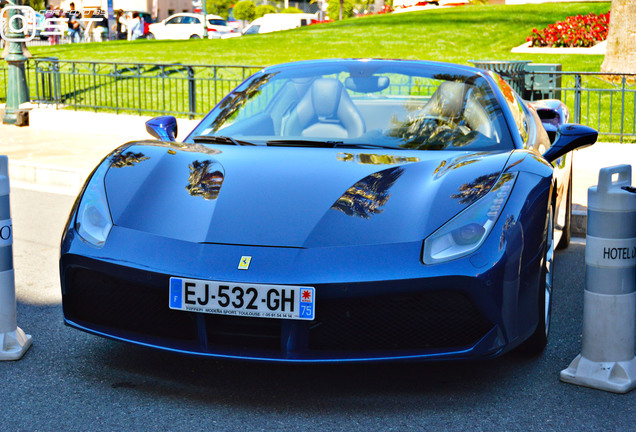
(162, 15), (182, 39)
(181, 15), (203, 38)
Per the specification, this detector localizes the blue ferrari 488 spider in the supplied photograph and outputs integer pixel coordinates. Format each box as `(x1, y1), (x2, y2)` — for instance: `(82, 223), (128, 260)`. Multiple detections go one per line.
(60, 59), (597, 362)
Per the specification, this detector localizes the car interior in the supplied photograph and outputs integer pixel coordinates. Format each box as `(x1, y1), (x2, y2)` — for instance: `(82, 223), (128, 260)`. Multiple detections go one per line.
(202, 73), (505, 150)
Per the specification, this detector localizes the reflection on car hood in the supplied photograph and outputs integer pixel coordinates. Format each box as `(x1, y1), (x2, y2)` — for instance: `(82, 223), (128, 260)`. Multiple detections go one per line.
(104, 141), (511, 247)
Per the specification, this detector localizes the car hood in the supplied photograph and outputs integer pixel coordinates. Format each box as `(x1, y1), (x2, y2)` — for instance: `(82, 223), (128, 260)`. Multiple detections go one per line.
(104, 141), (512, 248)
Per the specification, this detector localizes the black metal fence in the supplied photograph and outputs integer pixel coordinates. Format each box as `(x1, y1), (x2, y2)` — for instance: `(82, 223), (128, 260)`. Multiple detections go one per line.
(524, 70), (636, 143)
(27, 59), (262, 119)
(1, 58), (635, 142)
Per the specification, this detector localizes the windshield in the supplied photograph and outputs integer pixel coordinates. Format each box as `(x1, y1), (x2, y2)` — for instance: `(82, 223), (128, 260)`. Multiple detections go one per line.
(187, 60), (513, 151)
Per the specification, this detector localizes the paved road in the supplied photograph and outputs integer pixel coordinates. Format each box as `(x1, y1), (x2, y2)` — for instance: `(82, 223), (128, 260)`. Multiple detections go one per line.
(2, 187), (635, 431)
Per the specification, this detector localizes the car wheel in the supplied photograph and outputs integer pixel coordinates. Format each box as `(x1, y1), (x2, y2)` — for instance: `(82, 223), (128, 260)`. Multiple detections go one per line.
(518, 205), (553, 355)
(190, 34), (201, 39)
(556, 175), (572, 250)
(146, 33), (155, 40)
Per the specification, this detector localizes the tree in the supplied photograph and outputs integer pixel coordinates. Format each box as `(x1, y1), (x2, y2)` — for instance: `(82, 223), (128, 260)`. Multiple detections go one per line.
(24, 0), (46, 11)
(206, 0), (235, 19)
(281, 7), (303, 13)
(327, 0), (354, 20)
(601, 0), (636, 74)
(255, 5), (277, 18)
(233, 0), (256, 22)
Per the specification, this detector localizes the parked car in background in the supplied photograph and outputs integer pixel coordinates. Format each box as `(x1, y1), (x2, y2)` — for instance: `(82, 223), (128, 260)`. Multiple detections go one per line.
(147, 12), (231, 40)
(60, 59), (598, 363)
(225, 7), (242, 32)
(206, 15), (236, 37)
(225, 13), (317, 37)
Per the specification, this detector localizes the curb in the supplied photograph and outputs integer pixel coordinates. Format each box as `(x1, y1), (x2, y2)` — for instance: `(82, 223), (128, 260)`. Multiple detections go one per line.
(571, 209), (587, 237)
(9, 161), (85, 196)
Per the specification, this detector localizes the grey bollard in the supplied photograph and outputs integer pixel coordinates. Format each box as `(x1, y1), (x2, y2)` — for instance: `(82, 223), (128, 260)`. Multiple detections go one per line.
(560, 164), (636, 393)
(0, 156), (32, 360)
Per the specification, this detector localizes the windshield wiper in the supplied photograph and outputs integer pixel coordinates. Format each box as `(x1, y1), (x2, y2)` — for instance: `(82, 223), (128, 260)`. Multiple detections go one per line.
(337, 143), (400, 150)
(266, 139), (343, 148)
(265, 140), (398, 149)
(193, 135), (255, 146)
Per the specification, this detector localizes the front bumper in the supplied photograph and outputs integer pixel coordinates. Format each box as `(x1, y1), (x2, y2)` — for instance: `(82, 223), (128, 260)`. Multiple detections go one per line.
(60, 221), (541, 363)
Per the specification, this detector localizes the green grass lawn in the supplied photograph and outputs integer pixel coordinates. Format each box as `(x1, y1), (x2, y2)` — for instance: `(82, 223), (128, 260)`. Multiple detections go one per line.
(27, 2), (611, 71)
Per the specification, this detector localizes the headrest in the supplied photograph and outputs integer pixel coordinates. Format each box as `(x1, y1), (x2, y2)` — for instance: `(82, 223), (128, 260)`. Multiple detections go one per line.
(310, 78), (345, 118)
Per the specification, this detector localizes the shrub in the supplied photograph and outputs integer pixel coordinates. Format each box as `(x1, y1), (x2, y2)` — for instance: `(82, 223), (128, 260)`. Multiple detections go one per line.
(233, 0), (257, 22)
(327, 0), (354, 20)
(255, 4), (277, 18)
(527, 12), (609, 48)
(281, 7), (303, 13)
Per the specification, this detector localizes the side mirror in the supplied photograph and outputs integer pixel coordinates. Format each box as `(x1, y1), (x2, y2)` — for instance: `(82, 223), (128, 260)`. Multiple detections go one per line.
(542, 123), (597, 163)
(145, 116), (178, 142)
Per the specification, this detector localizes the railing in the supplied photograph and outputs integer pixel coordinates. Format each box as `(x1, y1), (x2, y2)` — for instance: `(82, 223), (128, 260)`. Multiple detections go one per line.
(28, 59), (262, 119)
(1, 58), (635, 142)
(524, 71), (636, 143)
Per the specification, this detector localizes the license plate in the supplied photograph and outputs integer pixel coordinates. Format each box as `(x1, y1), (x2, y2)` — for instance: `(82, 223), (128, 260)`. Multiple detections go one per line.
(169, 277), (315, 320)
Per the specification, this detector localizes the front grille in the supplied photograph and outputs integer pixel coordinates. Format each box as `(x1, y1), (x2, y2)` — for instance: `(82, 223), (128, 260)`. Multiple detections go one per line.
(64, 266), (492, 356)
(309, 291), (492, 351)
(64, 268), (198, 343)
(205, 315), (282, 350)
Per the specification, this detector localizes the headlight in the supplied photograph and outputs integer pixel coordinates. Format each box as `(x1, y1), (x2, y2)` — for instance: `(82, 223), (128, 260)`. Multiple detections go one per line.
(422, 172), (517, 264)
(75, 162), (112, 247)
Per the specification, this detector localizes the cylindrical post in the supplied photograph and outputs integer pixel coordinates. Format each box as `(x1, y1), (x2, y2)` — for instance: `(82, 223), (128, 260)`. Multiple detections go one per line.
(2, 4), (31, 126)
(0, 156), (32, 360)
(560, 164), (636, 393)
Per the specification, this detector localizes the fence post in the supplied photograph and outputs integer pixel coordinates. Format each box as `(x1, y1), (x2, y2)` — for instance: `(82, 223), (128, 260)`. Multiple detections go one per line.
(620, 75), (626, 144)
(53, 59), (60, 107)
(113, 63), (119, 115)
(137, 64), (142, 115)
(72, 62), (77, 111)
(214, 66), (218, 107)
(574, 73), (582, 124)
(188, 66), (196, 120)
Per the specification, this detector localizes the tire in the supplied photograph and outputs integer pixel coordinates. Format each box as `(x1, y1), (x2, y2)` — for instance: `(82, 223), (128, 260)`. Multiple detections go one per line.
(556, 175), (572, 250)
(518, 205), (554, 355)
(146, 33), (155, 40)
(189, 34), (201, 39)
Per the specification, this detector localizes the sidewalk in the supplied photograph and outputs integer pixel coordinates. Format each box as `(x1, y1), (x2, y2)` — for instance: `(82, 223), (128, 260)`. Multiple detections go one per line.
(1, 107), (634, 228)
(1, 107), (199, 194)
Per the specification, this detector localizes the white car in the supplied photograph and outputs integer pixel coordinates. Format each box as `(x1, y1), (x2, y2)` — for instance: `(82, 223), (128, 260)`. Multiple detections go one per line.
(223, 13), (317, 38)
(148, 13), (233, 40)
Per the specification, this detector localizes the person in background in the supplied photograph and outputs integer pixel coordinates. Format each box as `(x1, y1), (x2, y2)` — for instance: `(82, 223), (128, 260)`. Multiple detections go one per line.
(128, 11), (144, 41)
(93, 10), (109, 42)
(66, 2), (83, 43)
(44, 6), (60, 45)
(113, 9), (127, 40)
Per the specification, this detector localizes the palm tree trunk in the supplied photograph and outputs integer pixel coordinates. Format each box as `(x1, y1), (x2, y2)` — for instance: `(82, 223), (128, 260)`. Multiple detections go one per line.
(601, 0), (636, 74)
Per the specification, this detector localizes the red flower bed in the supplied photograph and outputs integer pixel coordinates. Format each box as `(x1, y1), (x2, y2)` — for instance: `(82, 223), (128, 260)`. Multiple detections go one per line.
(527, 12), (609, 48)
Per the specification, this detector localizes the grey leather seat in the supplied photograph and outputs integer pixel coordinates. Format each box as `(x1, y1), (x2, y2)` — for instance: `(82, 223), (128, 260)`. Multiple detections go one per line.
(284, 78), (366, 138)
